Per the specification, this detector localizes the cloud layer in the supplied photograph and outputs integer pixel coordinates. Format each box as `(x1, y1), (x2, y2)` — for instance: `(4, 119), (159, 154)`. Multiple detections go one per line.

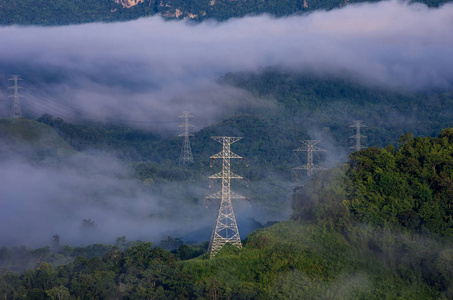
(0, 0), (452, 125)
(0, 153), (218, 247)
(1, 1), (452, 247)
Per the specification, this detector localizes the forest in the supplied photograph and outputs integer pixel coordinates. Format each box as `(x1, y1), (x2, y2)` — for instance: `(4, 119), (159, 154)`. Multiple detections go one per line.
(1, 69), (453, 298)
(0, 0), (451, 25)
(1, 130), (452, 298)
(1, 0), (452, 296)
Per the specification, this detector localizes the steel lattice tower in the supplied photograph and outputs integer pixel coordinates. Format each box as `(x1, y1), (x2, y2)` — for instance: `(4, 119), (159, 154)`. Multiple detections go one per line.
(349, 120), (367, 152)
(293, 140), (327, 177)
(8, 75), (23, 118)
(178, 111), (194, 164)
(207, 136), (247, 258)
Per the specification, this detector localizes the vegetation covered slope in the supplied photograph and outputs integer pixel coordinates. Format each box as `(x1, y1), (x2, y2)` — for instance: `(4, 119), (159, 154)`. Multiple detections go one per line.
(1, 129), (453, 299)
(0, 118), (75, 160)
(292, 128), (453, 237)
(0, 220), (451, 299)
(31, 70), (453, 217)
(0, 0), (451, 25)
(221, 69), (453, 149)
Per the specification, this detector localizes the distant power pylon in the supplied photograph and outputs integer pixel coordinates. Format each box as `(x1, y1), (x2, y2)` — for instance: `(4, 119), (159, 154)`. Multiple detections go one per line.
(8, 75), (23, 118)
(293, 140), (327, 177)
(349, 120), (367, 152)
(206, 136), (248, 258)
(178, 111), (194, 164)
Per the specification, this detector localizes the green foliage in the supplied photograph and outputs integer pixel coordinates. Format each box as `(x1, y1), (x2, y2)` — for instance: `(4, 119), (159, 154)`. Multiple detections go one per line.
(1, 221), (452, 298)
(346, 132), (453, 236)
(0, 118), (75, 161)
(1, 0), (451, 26)
(221, 69), (453, 150)
(2, 71), (453, 299)
(293, 129), (453, 236)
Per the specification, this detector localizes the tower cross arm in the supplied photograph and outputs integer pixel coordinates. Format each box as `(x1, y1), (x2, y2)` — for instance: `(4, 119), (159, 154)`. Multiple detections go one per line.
(179, 132), (194, 137)
(294, 146), (327, 152)
(293, 164), (326, 169)
(211, 136), (242, 144)
(206, 191), (222, 199)
(349, 134), (366, 139)
(209, 172), (244, 179)
(349, 120), (366, 128)
(210, 152), (243, 159)
(230, 191), (246, 199)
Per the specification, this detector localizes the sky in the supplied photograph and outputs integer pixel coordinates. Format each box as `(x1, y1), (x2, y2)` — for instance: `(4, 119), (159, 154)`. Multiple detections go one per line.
(0, 0), (452, 247)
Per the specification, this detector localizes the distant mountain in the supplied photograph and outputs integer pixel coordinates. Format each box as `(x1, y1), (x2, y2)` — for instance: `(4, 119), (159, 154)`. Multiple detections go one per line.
(0, 0), (451, 25)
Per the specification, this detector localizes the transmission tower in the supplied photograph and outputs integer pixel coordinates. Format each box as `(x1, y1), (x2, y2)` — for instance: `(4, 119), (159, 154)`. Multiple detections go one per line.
(293, 140), (327, 177)
(349, 120), (367, 151)
(8, 75), (23, 118)
(206, 136), (248, 258)
(178, 111), (194, 164)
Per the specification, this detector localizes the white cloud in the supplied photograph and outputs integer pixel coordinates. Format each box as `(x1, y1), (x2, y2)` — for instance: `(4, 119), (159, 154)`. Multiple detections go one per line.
(0, 1), (451, 124)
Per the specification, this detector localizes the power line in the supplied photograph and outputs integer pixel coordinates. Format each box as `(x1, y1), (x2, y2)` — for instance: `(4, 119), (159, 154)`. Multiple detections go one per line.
(10, 82), (214, 130)
(20, 91), (180, 125)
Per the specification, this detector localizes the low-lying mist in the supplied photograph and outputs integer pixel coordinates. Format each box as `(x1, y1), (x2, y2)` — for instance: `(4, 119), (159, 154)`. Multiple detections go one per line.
(0, 151), (199, 247)
(0, 143), (286, 248)
(1, 0), (453, 248)
(0, 0), (452, 128)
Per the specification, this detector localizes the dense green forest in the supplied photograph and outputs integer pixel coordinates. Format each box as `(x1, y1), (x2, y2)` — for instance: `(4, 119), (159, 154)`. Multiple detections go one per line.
(28, 70), (453, 217)
(1, 130), (453, 299)
(292, 129), (453, 237)
(35, 69), (453, 167)
(0, 0), (451, 26)
(1, 71), (453, 298)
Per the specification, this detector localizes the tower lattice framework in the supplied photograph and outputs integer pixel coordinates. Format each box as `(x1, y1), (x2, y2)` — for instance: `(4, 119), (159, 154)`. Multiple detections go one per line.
(8, 75), (23, 118)
(349, 120), (367, 152)
(207, 136), (247, 258)
(293, 140), (327, 177)
(178, 111), (194, 164)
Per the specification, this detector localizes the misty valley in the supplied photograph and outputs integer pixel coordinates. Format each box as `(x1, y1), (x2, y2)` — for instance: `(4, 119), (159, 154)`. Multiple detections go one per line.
(1, 0), (453, 299)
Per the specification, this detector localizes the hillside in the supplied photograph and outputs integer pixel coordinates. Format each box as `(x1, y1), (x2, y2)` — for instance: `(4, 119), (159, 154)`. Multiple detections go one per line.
(292, 128), (453, 237)
(1, 126), (452, 298)
(0, 0), (451, 25)
(27, 70), (453, 221)
(0, 118), (75, 161)
(0, 124), (453, 299)
(0, 220), (451, 298)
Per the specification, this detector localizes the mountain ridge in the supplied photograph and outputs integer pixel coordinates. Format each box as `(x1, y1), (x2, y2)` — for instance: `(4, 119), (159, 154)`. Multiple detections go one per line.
(0, 0), (451, 25)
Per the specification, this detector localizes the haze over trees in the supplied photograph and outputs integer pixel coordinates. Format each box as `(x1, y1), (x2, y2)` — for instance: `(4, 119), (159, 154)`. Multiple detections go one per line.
(0, 0), (451, 25)
(1, 129), (452, 298)
(1, 0), (453, 298)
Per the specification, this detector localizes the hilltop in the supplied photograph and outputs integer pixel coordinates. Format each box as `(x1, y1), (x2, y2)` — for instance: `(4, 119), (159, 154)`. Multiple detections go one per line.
(0, 0), (451, 25)
(0, 118), (75, 161)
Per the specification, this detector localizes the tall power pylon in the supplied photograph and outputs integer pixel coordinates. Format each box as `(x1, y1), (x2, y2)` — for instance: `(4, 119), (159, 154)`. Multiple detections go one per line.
(349, 120), (367, 152)
(293, 140), (327, 177)
(206, 136), (247, 258)
(8, 75), (23, 118)
(178, 111), (194, 164)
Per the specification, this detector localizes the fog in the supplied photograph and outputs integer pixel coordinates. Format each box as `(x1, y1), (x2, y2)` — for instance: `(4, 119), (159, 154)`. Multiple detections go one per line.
(0, 153), (203, 247)
(0, 140), (273, 247)
(0, 0), (452, 127)
(1, 0), (452, 247)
